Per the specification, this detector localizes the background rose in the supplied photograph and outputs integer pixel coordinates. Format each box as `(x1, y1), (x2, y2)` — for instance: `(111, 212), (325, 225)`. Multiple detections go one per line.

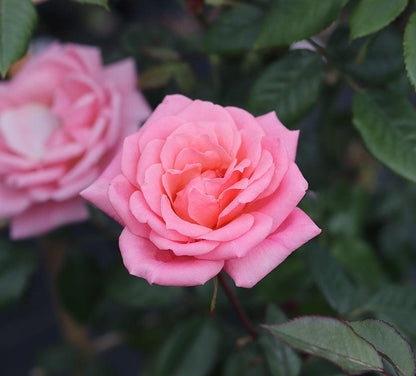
(0, 43), (151, 239)
(82, 94), (321, 287)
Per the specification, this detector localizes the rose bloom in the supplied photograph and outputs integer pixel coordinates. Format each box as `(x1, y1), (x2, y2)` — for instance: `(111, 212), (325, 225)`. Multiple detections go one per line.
(82, 95), (321, 287)
(0, 43), (150, 239)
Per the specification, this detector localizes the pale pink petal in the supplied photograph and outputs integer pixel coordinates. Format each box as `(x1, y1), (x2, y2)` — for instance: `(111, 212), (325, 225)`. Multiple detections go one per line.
(149, 230), (219, 256)
(61, 142), (106, 184)
(198, 212), (273, 260)
(53, 167), (99, 201)
(224, 208), (321, 288)
(0, 183), (31, 217)
(199, 213), (254, 241)
(10, 198), (89, 239)
(0, 152), (37, 172)
(42, 143), (84, 164)
(65, 44), (102, 77)
(129, 191), (189, 242)
(256, 112), (299, 161)
(80, 152), (122, 223)
(103, 58), (137, 92)
(248, 162), (308, 233)
(6, 166), (65, 188)
(108, 174), (149, 237)
(120, 228), (224, 286)
(0, 104), (60, 161)
(186, 188), (220, 228)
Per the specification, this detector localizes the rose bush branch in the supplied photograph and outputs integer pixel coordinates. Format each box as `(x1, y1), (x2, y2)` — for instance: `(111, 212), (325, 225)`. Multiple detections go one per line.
(218, 272), (258, 339)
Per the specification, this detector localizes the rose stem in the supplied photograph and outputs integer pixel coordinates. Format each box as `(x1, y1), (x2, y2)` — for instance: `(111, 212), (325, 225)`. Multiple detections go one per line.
(217, 272), (258, 339)
(39, 238), (92, 357)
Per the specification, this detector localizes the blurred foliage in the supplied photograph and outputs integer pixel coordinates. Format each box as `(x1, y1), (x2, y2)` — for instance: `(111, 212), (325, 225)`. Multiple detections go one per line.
(1, 0), (416, 375)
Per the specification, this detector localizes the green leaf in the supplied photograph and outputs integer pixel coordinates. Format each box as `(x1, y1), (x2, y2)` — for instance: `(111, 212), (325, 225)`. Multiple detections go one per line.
(264, 316), (384, 374)
(58, 248), (103, 323)
(0, 239), (37, 309)
(331, 238), (384, 289)
(366, 285), (416, 341)
(36, 345), (81, 375)
(0, 0), (37, 76)
(348, 319), (416, 376)
(353, 90), (416, 183)
(248, 50), (323, 124)
(259, 305), (301, 376)
(73, 0), (109, 9)
(301, 357), (348, 376)
(204, 4), (264, 55)
(404, 12), (416, 90)
(105, 261), (183, 309)
(155, 319), (220, 376)
(255, 0), (348, 48)
(350, 0), (408, 40)
(306, 245), (355, 314)
(224, 345), (269, 376)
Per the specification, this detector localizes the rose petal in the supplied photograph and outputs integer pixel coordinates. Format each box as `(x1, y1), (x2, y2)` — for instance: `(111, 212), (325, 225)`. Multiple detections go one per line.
(10, 198), (89, 239)
(120, 228), (224, 286)
(129, 190), (189, 242)
(149, 230), (219, 256)
(198, 212), (273, 260)
(0, 183), (31, 217)
(224, 208), (321, 288)
(199, 213), (254, 241)
(248, 162), (308, 232)
(80, 151), (122, 223)
(256, 111), (299, 162)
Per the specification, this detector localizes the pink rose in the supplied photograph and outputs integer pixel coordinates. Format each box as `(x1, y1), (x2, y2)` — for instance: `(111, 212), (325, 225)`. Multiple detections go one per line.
(81, 95), (321, 287)
(0, 43), (151, 239)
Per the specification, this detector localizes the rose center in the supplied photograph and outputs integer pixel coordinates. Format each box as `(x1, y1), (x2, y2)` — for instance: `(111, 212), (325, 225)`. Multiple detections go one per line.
(0, 104), (60, 161)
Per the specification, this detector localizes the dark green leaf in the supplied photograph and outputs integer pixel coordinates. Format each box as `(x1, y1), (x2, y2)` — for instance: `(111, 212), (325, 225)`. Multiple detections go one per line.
(73, 0), (109, 9)
(264, 316), (384, 374)
(0, 239), (37, 309)
(0, 0), (37, 76)
(105, 261), (183, 309)
(404, 12), (416, 90)
(37, 345), (81, 375)
(367, 285), (416, 340)
(248, 50), (323, 124)
(353, 90), (416, 183)
(224, 345), (269, 376)
(259, 305), (301, 376)
(204, 5), (264, 55)
(155, 319), (220, 376)
(302, 357), (348, 376)
(350, 0), (408, 40)
(306, 245), (355, 314)
(348, 319), (415, 376)
(331, 238), (384, 289)
(255, 0), (348, 48)
(58, 248), (103, 323)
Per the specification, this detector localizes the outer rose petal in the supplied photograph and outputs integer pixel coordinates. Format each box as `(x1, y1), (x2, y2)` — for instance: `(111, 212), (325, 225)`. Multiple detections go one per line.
(10, 198), (89, 239)
(120, 228), (224, 286)
(256, 112), (299, 162)
(142, 94), (192, 127)
(80, 152), (122, 223)
(224, 208), (321, 288)
(0, 183), (31, 217)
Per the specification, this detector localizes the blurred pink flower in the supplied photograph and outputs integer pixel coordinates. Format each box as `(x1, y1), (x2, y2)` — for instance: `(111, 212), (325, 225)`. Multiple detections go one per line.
(82, 95), (321, 288)
(0, 43), (151, 239)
